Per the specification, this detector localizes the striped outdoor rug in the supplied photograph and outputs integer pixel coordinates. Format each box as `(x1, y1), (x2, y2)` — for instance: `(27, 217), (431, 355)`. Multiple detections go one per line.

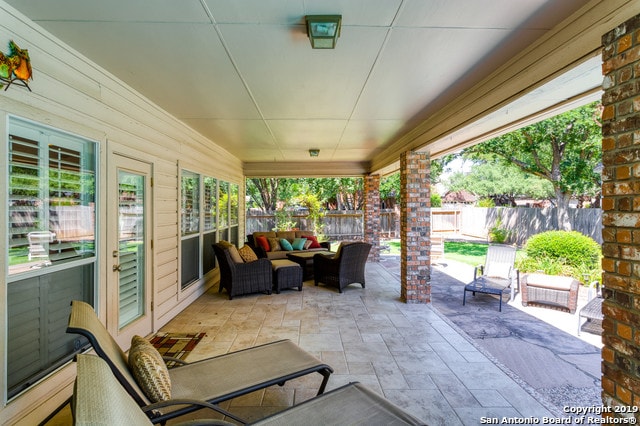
(149, 332), (206, 367)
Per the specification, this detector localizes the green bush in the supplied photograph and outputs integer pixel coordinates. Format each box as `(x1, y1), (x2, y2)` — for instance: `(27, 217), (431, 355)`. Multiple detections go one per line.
(430, 193), (442, 207)
(477, 198), (495, 207)
(516, 230), (602, 283)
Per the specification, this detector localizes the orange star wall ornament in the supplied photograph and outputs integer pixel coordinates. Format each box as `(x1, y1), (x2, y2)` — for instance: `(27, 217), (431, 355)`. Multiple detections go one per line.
(0, 40), (32, 91)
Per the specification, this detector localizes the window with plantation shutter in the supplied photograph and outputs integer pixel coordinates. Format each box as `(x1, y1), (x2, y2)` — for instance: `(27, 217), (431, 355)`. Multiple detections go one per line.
(180, 171), (238, 289)
(6, 117), (96, 400)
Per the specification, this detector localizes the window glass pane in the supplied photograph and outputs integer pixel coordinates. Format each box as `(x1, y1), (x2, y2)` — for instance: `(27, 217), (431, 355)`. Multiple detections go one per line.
(203, 176), (217, 231)
(219, 181), (229, 229)
(6, 117), (96, 400)
(181, 171), (199, 236)
(230, 183), (238, 226)
(8, 120), (96, 275)
(181, 236), (199, 288)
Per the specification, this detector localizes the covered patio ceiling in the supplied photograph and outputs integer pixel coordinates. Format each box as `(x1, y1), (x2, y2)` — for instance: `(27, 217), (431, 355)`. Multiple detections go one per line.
(6, 1), (638, 176)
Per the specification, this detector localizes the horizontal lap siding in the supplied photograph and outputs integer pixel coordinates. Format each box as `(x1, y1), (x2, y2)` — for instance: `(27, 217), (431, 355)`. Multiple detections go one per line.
(0, 4), (242, 424)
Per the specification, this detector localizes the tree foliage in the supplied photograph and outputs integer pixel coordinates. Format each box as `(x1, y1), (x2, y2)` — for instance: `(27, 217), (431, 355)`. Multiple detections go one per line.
(461, 102), (602, 227)
(446, 162), (553, 206)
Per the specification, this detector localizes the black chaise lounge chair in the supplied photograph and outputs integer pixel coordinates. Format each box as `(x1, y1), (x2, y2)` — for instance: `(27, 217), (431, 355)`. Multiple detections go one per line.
(66, 300), (333, 424)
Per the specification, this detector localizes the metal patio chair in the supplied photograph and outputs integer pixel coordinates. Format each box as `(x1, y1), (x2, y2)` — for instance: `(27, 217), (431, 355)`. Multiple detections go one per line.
(463, 244), (519, 312)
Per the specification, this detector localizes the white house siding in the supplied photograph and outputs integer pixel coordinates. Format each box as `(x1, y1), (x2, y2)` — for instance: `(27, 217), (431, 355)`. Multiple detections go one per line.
(0, 2), (242, 424)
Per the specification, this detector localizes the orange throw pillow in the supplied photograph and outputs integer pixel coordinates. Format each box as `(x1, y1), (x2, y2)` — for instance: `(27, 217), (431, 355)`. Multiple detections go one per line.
(255, 235), (270, 252)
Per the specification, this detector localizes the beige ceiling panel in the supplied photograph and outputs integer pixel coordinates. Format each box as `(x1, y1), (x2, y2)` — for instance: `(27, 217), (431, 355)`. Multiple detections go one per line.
(329, 148), (375, 161)
(36, 21), (260, 120)
(353, 26), (522, 121)
(267, 120), (345, 149)
(339, 120), (404, 150)
(205, 0), (305, 24)
(182, 119), (276, 156)
(219, 24), (387, 119)
(206, 0), (402, 26)
(6, 0), (210, 22)
(396, 0), (550, 28)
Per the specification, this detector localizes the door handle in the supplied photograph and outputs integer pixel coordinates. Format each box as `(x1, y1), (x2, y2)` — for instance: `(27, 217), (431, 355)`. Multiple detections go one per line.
(113, 264), (122, 272)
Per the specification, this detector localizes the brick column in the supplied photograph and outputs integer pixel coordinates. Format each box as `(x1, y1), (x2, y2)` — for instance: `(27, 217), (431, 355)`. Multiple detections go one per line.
(364, 174), (381, 262)
(400, 151), (431, 303)
(601, 14), (640, 416)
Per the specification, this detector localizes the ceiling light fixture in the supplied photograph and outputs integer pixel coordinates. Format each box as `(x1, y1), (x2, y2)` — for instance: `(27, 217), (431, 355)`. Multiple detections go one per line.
(309, 149), (320, 157)
(305, 15), (341, 49)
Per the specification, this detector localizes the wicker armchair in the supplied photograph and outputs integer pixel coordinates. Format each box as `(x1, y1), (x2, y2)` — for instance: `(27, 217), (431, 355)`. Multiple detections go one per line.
(213, 242), (272, 299)
(313, 242), (371, 293)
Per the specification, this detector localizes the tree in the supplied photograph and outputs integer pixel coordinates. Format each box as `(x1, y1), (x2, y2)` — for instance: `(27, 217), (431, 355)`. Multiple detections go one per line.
(445, 162), (553, 206)
(462, 102), (602, 229)
(246, 178), (280, 212)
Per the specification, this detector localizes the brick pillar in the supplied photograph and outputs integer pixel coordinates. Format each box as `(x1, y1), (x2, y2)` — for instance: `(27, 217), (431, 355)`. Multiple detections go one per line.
(364, 174), (381, 262)
(601, 14), (640, 416)
(400, 151), (431, 303)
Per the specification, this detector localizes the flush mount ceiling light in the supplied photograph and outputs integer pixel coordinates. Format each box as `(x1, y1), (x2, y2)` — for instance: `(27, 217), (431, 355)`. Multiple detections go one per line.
(309, 149), (320, 157)
(305, 15), (341, 49)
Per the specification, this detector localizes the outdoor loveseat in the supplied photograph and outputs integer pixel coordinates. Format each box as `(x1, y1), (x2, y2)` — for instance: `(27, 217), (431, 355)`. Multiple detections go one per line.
(247, 230), (330, 260)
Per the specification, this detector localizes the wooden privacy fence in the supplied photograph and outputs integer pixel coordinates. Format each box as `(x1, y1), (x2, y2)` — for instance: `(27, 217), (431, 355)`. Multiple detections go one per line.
(460, 207), (602, 245)
(246, 207), (602, 245)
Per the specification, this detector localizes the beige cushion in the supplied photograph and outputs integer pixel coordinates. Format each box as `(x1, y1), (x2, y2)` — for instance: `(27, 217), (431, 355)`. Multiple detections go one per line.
(253, 231), (276, 240)
(525, 273), (576, 290)
(303, 239), (313, 250)
(128, 335), (171, 402)
(220, 240), (244, 263)
(276, 231), (296, 242)
(268, 238), (281, 252)
(238, 245), (258, 262)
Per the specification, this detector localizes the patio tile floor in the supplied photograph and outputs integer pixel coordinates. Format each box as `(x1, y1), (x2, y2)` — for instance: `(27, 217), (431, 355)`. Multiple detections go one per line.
(165, 261), (560, 425)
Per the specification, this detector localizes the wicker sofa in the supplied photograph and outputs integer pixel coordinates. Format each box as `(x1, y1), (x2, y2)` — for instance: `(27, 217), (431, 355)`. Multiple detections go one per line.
(247, 231), (330, 260)
(521, 272), (580, 313)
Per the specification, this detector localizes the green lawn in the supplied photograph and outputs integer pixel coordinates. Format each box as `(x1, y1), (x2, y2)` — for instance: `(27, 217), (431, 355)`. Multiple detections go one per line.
(381, 239), (521, 267)
(443, 241), (488, 267)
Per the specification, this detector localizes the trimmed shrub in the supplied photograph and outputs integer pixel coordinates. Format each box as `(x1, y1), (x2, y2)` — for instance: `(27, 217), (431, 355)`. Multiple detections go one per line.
(517, 230), (601, 283)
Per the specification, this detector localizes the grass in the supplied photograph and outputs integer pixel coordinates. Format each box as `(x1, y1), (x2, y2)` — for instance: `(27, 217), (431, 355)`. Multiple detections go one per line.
(381, 239), (522, 267)
(444, 241), (488, 267)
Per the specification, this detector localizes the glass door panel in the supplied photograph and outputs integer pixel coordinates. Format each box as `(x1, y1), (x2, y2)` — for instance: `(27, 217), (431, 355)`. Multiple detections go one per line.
(117, 171), (145, 328)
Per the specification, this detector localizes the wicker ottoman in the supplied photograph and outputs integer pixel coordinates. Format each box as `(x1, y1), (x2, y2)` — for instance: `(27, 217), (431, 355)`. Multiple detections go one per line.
(271, 259), (303, 293)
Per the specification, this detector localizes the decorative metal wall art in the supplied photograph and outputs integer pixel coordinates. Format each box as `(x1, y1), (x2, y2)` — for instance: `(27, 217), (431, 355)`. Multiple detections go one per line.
(0, 40), (32, 91)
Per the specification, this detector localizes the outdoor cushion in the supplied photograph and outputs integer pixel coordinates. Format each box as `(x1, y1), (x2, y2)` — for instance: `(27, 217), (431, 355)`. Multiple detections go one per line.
(280, 238), (293, 251)
(303, 239), (313, 249)
(238, 245), (258, 262)
(268, 238), (281, 252)
(128, 335), (171, 402)
(276, 231), (296, 242)
(255, 235), (270, 252)
(292, 237), (307, 250)
(484, 262), (511, 279)
(218, 240), (243, 263)
(305, 235), (322, 249)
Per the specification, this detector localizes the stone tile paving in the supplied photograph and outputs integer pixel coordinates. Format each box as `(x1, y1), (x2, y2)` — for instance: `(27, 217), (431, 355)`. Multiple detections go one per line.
(170, 261), (561, 425)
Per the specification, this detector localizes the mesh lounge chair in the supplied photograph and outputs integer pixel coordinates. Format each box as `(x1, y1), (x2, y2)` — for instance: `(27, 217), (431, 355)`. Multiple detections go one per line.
(463, 244), (519, 312)
(73, 353), (426, 426)
(313, 242), (371, 293)
(66, 300), (333, 424)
